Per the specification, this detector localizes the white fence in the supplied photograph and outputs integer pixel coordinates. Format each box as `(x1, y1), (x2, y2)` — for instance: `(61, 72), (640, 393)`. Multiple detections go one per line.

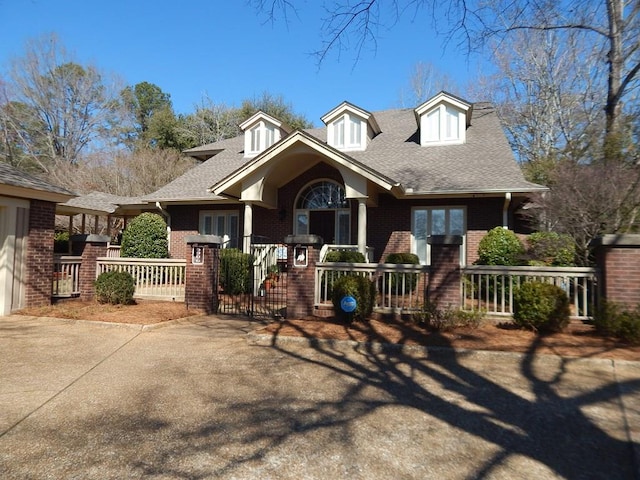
(462, 265), (598, 320)
(97, 257), (187, 301)
(315, 262), (429, 313)
(53, 255), (81, 297)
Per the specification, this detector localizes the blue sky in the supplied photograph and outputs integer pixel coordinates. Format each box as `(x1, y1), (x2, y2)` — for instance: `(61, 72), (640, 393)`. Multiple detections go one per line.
(0, 1), (485, 126)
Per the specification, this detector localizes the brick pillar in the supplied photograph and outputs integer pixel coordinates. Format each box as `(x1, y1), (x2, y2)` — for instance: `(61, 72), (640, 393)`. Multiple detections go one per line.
(592, 234), (640, 308)
(427, 235), (462, 308)
(284, 235), (323, 319)
(185, 235), (221, 314)
(73, 234), (109, 300)
(24, 200), (56, 308)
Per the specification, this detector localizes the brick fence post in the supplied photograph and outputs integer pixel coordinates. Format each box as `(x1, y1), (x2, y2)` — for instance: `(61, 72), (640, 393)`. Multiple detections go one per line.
(591, 234), (640, 308)
(284, 235), (323, 319)
(72, 234), (109, 300)
(24, 199), (56, 308)
(427, 235), (462, 309)
(185, 235), (221, 314)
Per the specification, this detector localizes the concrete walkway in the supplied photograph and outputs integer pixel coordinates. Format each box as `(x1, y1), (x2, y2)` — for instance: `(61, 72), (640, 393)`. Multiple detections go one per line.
(1, 314), (639, 479)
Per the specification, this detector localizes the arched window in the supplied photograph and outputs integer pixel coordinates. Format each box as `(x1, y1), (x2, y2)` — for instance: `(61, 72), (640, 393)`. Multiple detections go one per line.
(295, 181), (350, 244)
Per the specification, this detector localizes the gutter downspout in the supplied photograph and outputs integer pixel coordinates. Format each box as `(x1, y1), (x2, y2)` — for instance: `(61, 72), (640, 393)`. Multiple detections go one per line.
(156, 202), (172, 254)
(502, 192), (512, 229)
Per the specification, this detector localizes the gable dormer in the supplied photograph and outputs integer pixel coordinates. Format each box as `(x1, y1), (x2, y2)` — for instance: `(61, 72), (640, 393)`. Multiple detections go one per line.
(239, 111), (292, 157)
(321, 102), (381, 152)
(414, 92), (472, 146)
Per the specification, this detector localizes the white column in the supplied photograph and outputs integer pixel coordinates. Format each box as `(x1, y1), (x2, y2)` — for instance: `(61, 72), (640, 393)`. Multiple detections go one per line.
(243, 202), (253, 253)
(357, 198), (367, 259)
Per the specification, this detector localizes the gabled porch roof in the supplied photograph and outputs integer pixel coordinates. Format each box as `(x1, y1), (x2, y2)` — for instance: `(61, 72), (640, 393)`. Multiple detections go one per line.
(210, 130), (403, 207)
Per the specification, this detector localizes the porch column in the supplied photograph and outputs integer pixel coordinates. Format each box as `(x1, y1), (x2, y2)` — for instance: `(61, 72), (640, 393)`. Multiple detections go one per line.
(243, 202), (253, 253)
(357, 198), (367, 259)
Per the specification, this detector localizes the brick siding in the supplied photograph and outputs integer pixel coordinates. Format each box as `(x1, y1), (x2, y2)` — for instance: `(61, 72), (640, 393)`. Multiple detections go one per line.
(24, 200), (55, 307)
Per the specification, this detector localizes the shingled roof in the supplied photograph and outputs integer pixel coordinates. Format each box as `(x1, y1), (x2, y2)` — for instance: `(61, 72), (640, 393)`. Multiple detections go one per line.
(0, 162), (75, 202)
(145, 101), (544, 203)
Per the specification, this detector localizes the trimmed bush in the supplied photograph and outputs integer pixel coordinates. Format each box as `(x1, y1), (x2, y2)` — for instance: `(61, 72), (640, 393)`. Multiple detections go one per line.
(95, 270), (135, 305)
(219, 248), (253, 295)
(121, 213), (168, 258)
(331, 274), (376, 322)
(526, 231), (576, 266)
(513, 281), (570, 332)
(413, 302), (484, 331)
(325, 250), (366, 263)
(477, 227), (524, 266)
(385, 252), (420, 294)
(593, 302), (640, 345)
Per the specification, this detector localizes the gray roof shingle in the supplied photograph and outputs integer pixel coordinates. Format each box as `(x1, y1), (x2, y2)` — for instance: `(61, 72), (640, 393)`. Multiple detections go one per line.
(0, 162), (75, 197)
(145, 102), (543, 202)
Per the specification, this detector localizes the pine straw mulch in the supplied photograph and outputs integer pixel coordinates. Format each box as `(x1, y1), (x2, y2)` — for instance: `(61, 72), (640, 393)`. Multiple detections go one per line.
(14, 299), (640, 361)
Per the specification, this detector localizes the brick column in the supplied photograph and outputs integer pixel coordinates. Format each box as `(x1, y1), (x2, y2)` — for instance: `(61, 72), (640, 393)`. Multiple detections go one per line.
(24, 200), (56, 308)
(185, 235), (221, 314)
(592, 234), (640, 308)
(427, 235), (462, 308)
(284, 235), (323, 319)
(73, 234), (109, 300)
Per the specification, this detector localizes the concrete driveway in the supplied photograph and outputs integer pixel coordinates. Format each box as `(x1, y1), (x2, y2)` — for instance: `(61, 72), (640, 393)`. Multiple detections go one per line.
(1, 314), (639, 479)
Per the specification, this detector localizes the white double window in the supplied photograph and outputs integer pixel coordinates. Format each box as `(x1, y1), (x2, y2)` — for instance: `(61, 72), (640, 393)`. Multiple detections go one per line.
(248, 121), (277, 155)
(330, 114), (363, 150)
(422, 104), (464, 145)
(412, 207), (466, 265)
(199, 210), (239, 248)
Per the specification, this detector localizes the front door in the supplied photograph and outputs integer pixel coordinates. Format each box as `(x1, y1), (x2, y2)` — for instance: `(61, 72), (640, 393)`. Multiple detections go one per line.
(309, 210), (335, 244)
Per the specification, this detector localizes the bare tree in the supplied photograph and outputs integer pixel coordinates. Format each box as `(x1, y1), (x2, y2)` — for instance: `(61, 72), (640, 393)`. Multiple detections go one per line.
(1, 34), (121, 170)
(398, 61), (462, 107)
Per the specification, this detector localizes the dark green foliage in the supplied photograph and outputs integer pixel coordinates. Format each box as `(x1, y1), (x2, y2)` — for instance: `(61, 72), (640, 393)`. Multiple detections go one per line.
(477, 227), (525, 266)
(325, 250), (366, 263)
(526, 231), (576, 266)
(413, 302), (484, 331)
(54, 231), (69, 254)
(513, 281), (570, 332)
(94, 270), (135, 305)
(593, 302), (640, 345)
(385, 252), (420, 294)
(331, 274), (376, 322)
(219, 248), (253, 295)
(121, 213), (168, 258)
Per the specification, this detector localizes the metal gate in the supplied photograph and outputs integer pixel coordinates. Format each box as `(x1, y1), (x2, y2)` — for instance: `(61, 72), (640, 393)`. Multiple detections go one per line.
(215, 238), (287, 319)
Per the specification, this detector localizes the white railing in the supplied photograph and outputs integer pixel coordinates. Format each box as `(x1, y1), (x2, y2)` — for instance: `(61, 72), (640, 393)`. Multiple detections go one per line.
(97, 257), (186, 301)
(106, 245), (121, 258)
(252, 244), (286, 295)
(315, 262), (429, 313)
(319, 244), (375, 263)
(462, 265), (598, 320)
(53, 255), (81, 297)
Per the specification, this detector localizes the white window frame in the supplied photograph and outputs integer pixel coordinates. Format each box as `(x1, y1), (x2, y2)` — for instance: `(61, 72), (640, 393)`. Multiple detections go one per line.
(411, 206), (466, 265)
(328, 113), (365, 151)
(420, 104), (466, 145)
(199, 210), (239, 247)
(246, 121), (278, 156)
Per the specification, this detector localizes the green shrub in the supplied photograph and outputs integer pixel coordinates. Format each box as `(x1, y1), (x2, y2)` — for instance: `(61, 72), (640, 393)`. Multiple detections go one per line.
(384, 252), (420, 294)
(325, 250), (366, 263)
(413, 302), (484, 331)
(94, 270), (135, 305)
(593, 302), (640, 345)
(526, 231), (576, 266)
(477, 227), (524, 266)
(219, 248), (253, 295)
(513, 281), (570, 332)
(121, 213), (168, 258)
(54, 231), (69, 254)
(331, 274), (376, 322)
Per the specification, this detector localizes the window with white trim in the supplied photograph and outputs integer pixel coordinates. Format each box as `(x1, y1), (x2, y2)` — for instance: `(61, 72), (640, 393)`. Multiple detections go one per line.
(199, 210), (239, 248)
(420, 104), (465, 145)
(412, 207), (466, 265)
(328, 113), (364, 150)
(247, 121), (277, 156)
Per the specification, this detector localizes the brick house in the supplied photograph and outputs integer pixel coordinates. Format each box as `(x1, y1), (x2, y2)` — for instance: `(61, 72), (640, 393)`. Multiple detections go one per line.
(0, 162), (74, 315)
(143, 92), (546, 265)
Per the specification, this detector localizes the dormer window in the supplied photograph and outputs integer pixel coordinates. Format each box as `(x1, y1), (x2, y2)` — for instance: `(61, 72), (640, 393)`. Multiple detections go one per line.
(322, 102), (380, 152)
(415, 92), (471, 146)
(239, 111), (291, 157)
